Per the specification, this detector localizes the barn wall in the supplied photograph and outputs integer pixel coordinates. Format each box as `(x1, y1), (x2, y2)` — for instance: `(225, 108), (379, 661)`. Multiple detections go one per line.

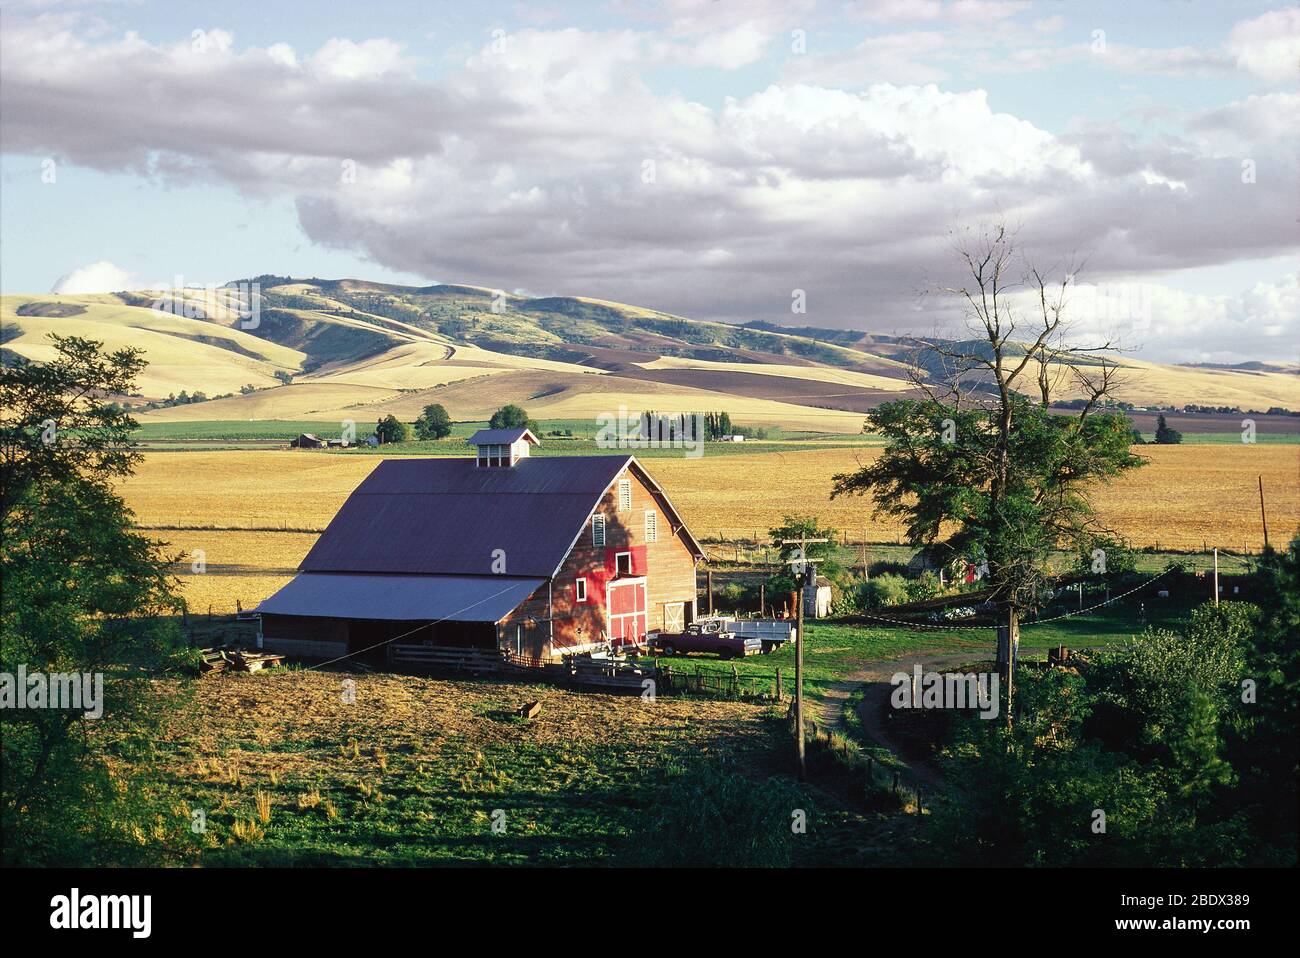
(260, 614), (348, 660)
(551, 463), (698, 645)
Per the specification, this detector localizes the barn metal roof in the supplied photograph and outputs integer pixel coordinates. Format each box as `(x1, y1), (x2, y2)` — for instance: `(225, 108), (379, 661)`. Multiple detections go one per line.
(466, 427), (538, 446)
(298, 455), (637, 577)
(255, 573), (545, 622)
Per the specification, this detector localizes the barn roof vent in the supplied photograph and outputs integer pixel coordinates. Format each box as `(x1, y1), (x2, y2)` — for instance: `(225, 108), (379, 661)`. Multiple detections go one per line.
(467, 427), (539, 467)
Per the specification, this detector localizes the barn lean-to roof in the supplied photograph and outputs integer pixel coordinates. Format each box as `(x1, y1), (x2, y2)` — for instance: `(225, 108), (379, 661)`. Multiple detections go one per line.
(256, 573), (544, 623)
(296, 455), (703, 581)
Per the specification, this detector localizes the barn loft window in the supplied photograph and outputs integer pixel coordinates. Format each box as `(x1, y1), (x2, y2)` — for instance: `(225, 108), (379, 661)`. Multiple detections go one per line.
(618, 479), (631, 511)
(477, 443), (508, 467)
(575, 577), (587, 602)
(615, 551), (632, 576)
(645, 510), (658, 542)
(592, 514), (606, 547)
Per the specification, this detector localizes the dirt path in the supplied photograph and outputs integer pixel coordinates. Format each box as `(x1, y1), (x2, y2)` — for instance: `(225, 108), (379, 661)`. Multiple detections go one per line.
(815, 653), (986, 790)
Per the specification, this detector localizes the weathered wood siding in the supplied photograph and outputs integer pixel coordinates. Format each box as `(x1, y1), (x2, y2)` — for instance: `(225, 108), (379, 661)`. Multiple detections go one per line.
(499, 462), (698, 658)
(260, 614), (348, 660)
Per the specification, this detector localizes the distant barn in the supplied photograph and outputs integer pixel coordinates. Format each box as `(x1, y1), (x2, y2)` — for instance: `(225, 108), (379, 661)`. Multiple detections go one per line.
(256, 428), (704, 666)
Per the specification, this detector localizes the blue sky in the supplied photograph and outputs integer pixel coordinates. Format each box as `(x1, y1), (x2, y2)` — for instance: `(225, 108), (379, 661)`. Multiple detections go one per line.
(1, 0), (1296, 362)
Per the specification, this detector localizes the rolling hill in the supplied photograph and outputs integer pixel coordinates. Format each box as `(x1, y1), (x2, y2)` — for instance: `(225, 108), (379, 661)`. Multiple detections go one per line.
(3, 278), (1297, 434)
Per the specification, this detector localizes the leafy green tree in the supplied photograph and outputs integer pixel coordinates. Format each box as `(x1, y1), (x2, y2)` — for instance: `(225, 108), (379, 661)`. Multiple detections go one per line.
(767, 516), (840, 575)
(1154, 413), (1182, 444)
(489, 404), (530, 430)
(1226, 538), (1299, 862)
(830, 224), (1144, 714)
(375, 414), (409, 444)
(1, 336), (192, 865)
(1076, 534), (1138, 579)
(413, 403), (452, 440)
(0, 334), (145, 522)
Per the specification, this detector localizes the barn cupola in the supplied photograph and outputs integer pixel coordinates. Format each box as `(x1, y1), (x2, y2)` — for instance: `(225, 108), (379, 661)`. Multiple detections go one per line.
(467, 427), (539, 467)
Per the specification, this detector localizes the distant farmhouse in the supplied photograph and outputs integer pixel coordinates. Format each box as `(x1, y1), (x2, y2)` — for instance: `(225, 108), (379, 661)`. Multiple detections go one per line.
(257, 428), (704, 666)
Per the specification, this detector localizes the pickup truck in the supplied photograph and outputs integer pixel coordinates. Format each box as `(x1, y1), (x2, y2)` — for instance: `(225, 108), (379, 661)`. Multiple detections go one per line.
(692, 616), (796, 653)
(649, 623), (762, 659)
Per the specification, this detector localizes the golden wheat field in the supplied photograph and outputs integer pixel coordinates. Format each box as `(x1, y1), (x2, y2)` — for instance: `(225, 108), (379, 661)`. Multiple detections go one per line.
(120, 445), (1299, 612)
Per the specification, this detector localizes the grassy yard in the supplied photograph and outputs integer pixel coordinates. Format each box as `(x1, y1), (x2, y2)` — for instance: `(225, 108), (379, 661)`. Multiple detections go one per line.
(145, 669), (907, 866)
(642, 594), (1203, 705)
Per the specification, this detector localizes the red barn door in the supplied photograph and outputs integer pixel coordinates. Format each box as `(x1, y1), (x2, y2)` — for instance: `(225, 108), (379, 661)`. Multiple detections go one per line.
(606, 577), (647, 649)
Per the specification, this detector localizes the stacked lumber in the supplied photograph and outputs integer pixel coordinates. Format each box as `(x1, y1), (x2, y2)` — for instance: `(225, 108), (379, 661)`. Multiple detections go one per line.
(198, 646), (284, 676)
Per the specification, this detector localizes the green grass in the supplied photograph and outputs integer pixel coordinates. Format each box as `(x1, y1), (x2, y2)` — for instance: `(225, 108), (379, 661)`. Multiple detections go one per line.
(643, 595), (1202, 706)
(130, 419), (872, 455)
(150, 672), (902, 867)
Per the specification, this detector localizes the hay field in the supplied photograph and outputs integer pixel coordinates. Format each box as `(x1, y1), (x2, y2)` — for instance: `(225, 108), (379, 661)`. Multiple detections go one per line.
(122, 444), (1298, 611)
(1, 294), (302, 396)
(648, 444), (1299, 550)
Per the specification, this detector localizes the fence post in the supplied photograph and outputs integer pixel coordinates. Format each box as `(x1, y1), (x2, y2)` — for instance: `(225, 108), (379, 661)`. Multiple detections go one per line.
(775, 667), (782, 702)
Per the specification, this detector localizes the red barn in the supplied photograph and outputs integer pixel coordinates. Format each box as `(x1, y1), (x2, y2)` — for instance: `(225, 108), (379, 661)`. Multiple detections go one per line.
(256, 428), (704, 665)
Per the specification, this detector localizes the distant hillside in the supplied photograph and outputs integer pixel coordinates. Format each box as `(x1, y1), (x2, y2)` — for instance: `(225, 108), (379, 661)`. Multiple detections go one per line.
(2, 278), (1297, 432)
(1181, 360), (1300, 375)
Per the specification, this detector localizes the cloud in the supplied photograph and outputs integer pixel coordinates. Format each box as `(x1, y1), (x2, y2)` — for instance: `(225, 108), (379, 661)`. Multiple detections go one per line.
(51, 261), (134, 294)
(1226, 7), (1300, 84)
(2, 13), (1297, 358)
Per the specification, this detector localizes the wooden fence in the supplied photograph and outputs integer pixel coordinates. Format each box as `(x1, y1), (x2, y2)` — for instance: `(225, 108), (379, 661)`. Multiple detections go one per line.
(658, 663), (783, 701)
(181, 611), (258, 649)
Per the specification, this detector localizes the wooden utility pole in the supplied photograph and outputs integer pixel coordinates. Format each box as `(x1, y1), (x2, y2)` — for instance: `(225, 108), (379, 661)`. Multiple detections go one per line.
(795, 586), (805, 780)
(1213, 547), (1220, 606)
(706, 568), (714, 616)
(780, 536), (828, 782)
(1259, 476), (1270, 549)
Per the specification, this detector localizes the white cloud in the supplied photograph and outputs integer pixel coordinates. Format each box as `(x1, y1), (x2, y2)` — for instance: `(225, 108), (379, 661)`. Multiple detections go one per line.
(310, 38), (408, 79)
(2, 12), (1297, 359)
(1226, 7), (1300, 84)
(51, 261), (134, 294)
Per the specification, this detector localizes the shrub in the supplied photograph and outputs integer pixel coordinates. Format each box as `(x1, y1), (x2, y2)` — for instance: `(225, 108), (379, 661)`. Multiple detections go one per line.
(906, 571), (941, 603)
(866, 560), (909, 578)
(620, 759), (808, 867)
(860, 574), (910, 608)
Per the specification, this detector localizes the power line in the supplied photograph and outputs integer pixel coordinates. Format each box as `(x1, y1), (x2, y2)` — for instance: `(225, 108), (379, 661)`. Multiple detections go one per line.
(853, 565), (1177, 632)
